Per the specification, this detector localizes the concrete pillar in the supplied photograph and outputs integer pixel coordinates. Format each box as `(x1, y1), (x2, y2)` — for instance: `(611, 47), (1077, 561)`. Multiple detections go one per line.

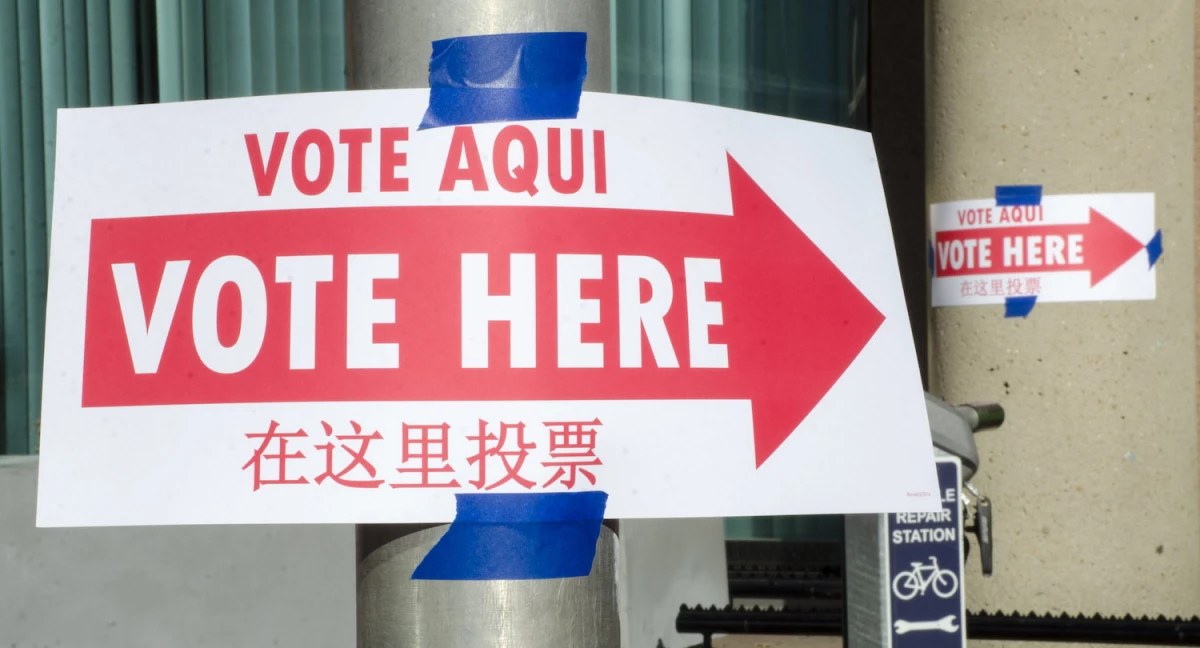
(1195, 1), (1200, 470)
(344, 3), (728, 646)
(928, 0), (1200, 621)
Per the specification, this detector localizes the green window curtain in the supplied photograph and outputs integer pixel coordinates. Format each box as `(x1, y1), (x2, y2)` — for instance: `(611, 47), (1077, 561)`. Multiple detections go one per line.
(613, 0), (868, 543)
(0, 0), (346, 456)
(615, 0), (867, 124)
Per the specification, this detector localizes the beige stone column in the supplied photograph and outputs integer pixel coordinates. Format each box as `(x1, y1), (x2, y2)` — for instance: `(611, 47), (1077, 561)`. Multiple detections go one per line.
(927, 0), (1200, 627)
(1195, 1), (1200, 480)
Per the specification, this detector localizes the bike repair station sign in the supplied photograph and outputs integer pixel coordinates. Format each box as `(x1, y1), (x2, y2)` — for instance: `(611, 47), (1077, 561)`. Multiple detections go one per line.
(931, 191), (1157, 308)
(888, 456), (965, 647)
(37, 82), (938, 527)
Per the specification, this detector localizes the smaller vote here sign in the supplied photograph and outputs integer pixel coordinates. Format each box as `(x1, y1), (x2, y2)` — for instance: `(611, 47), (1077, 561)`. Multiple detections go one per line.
(930, 193), (1155, 307)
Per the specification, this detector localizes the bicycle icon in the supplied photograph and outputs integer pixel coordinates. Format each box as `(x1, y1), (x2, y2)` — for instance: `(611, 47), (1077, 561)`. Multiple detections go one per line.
(892, 556), (959, 600)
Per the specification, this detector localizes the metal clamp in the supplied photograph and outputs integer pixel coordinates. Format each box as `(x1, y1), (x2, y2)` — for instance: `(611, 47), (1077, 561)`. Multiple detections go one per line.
(927, 393), (1002, 576)
(963, 481), (994, 576)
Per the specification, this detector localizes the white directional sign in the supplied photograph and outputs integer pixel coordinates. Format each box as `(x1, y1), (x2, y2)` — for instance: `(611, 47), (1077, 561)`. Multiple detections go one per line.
(37, 90), (937, 526)
(931, 193), (1157, 308)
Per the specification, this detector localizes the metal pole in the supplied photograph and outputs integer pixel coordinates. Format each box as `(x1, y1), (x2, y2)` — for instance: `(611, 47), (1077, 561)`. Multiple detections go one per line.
(345, 0), (610, 91)
(344, 2), (613, 647)
(843, 513), (890, 647)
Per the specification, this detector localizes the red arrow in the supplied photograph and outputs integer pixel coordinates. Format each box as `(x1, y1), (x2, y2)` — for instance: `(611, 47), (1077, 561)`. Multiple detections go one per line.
(82, 155), (884, 467)
(934, 208), (1143, 287)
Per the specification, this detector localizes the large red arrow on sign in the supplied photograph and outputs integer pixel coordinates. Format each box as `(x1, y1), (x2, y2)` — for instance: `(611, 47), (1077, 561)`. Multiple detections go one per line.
(935, 208), (1143, 287)
(83, 155), (884, 467)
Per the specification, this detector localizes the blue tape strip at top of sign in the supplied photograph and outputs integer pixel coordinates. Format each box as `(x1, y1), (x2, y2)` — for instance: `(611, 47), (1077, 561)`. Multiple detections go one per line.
(1004, 295), (1037, 318)
(995, 185), (1043, 206)
(411, 491), (608, 581)
(1147, 229), (1164, 268)
(419, 31), (588, 130)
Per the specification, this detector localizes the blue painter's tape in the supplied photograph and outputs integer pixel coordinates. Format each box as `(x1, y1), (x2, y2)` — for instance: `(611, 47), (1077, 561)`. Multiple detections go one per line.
(1147, 229), (1163, 268)
(1004, 295), (1037, 318)
(419, 32), (588, 130)
(928, 241), (936, 276)
(412, 491), (607, 580)
(995, 185), (1043, 206)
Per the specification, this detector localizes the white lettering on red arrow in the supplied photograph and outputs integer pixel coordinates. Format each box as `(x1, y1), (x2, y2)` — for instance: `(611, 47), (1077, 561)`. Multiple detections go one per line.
(347, 254), (400, 369)
(462, 253), (538, 369)
(934, 208), (1141, 287)
(684, 258), (728, 369)
(112, 260), (188, 374)
(557, 254), (603, 368)
(114, 250), (724, 373)
(276, 255), (333, 370)
(618, 256), (679, 369)
(191, 255), (268, 374)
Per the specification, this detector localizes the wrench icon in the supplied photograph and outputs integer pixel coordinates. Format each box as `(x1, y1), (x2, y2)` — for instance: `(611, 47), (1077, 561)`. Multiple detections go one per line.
(894, 614), (959, 634)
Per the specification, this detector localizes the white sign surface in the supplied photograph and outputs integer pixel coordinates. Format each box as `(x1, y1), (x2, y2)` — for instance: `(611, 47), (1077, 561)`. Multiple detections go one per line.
(38, 90), (937, 527)
(931, 193), (1156, 308)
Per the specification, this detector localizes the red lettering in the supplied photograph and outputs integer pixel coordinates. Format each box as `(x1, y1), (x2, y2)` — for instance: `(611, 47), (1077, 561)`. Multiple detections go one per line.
(339, 128), (372, 193)
(593, 130), (607, 194)
(314, 420), (385, 488)
(440, 126), (488, 192)
(548, 128), (584, 194)
(391, 423), (461, 488)
(243, 421), (309, 491)
(955, 208), (995, 227)
(493, 125), (539, 196)
(291, 129), (334, 196)
(244, 132), (288, 197)
(468, 420), (537, 490)
(380, 127), (409, 193)
(241, 417), (608, 492)
(543, 419), (602, 489)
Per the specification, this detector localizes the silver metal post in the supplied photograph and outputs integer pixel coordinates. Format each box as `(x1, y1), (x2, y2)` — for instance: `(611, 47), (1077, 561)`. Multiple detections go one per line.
(844, 513), (891, 647)
(344, 2), (614, 646)
(345, 0), (610, 92)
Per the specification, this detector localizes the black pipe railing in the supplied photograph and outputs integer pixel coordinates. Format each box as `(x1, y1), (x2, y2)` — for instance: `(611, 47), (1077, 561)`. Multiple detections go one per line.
(676, 605), (1200, 647)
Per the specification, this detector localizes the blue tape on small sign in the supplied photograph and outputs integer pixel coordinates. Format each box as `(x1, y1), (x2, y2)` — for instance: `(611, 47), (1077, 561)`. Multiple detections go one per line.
(995, 185), (1042, 206)
(1147, 229), (1163, 268)
(928, 241), (936, 276)
(419, 32), (588, 130)
(411, 491), (607, 580)
(1004, 295), (1037, 318)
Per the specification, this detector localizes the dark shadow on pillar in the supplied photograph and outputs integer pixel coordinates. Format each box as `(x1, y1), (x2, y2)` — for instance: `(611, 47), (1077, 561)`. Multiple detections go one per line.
(868, 0), (927, 387)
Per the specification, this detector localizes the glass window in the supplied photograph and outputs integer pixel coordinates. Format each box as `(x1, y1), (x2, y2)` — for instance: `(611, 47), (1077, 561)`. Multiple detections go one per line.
(614, 0), (868, 128)
(0, 0), (346, 455)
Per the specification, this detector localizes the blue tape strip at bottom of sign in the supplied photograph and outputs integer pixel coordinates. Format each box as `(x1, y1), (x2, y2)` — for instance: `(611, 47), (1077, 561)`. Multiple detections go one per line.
(1004, 295), (1037, 318)
(411, 491), (608, 580)
(995, 184), (1043, 206)
(1147, 229), (1164, 268)
(419, 32), (588, 130)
